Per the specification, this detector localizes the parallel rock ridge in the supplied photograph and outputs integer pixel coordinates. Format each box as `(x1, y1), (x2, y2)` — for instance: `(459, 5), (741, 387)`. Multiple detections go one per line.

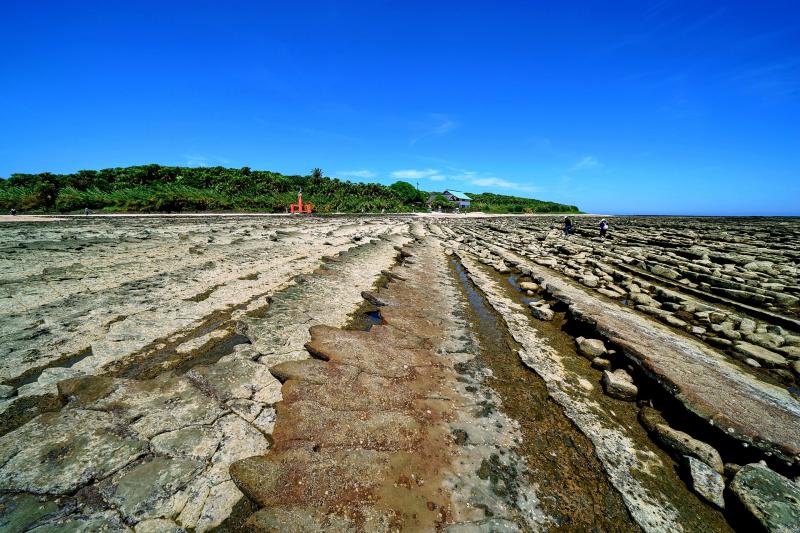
(230, 233), (549, 530)
(435, 216), (800, 465)
(1, 214), (799, 532)
(0, 216), (412, 531)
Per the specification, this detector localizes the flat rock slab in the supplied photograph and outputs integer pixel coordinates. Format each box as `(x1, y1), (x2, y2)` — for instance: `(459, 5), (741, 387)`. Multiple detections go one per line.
(525, 262), (800, 464)
(730, 463), (800, 532)
(0, 409), (147, 495)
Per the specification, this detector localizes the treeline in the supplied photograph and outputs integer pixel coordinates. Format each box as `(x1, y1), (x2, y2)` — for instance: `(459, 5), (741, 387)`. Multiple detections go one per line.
(0, 164), (579, 214)
(466, 192), (579, 213)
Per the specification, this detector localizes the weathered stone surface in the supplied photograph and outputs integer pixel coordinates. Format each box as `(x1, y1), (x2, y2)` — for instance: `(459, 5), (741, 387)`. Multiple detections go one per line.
(519, 259), (800, 464)
(651, 424), (724, 474)
(231, 235), (553, 531)
(27, 510), (130, 532)
(578, 338), (607, 358)
(734, 341), (788, 368)
(186, 354), (281, 404)
(101, 457), (201, 522)
(730, 463), (800, 532)
(601, 369), (637, 401)
(591, 357), (612, 370)
(150, 426), (220, 460)
(683, 456), (725, 509)
(87, 374), (227, 439)
(0, 493), (60, 532)
(134, 518), (182, 533)
(529, 302), (554, 321)
(0, 409), (147, 494)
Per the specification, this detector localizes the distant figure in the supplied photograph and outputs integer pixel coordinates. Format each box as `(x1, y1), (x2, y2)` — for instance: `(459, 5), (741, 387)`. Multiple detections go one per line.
(84, 207), (90, 215)
(599, 219), (608, 238)
(563, 216), (573, 237)
(10, 207), (16, 216)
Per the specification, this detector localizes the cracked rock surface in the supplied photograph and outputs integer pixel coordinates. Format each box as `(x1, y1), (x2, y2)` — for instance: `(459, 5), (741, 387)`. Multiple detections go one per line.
(2, 214), (798, 531)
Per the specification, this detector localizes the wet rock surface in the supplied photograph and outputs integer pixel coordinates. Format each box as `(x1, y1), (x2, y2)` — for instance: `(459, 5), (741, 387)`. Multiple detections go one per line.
(729, 463), (800, 532)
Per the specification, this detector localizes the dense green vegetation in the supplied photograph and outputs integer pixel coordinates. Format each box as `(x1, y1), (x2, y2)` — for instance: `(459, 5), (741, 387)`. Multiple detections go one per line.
(0, 165), (579, 214)
(467, 192), (579, 213)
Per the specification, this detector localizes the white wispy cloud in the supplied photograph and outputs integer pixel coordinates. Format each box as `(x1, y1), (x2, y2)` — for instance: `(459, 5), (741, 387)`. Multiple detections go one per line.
(338, 169), (376, 178)
(469, 177), (539, 193)
(571, 156), (603, 171)
(390, 167), (537, 193)
(391, 168), (440, 180)
(410, 114), (457, 146)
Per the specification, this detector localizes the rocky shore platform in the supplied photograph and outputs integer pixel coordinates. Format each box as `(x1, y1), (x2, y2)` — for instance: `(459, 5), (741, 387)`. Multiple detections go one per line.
(1, 215), (798, 531)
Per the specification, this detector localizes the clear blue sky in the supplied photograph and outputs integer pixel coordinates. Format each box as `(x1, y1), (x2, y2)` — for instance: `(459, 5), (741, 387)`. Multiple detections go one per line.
(1, 1), (798, 215)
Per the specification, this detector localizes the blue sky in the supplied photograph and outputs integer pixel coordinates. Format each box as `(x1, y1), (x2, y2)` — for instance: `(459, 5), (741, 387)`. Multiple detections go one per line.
(1, 1), (798, 215)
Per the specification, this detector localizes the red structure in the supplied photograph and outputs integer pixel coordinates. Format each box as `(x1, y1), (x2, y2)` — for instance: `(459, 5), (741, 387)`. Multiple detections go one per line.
(290, 189), (313, 214)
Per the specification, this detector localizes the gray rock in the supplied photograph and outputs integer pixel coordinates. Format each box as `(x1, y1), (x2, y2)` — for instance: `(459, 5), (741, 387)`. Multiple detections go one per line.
(744, 261), (775, 274)
(652, 424), (724, 474)
(529, 303), (554, 321)
(730, 463), (800, 532)
(683, 456), (725, 509)
(28, 511), (130, 532)
(581, 275), (600, 288)
(734, 342), (788, 368)
(591, 357), (612, 370)
(0, 409), (147, 495)
(578, 338), (607, 358)
(186, 354), (281, 404)
(650, 264), (681, 280)
(101, 457), (201, 522)
(638, 406), (665, 433)
(0, 493), (60, 532)
(629, 292), (661, 308)
(744, 358), (762, 368)
(601, 369), (637, 401)
(0, 384), (14, 398)
(739, 318), (756, 335)
(134, 518), (182, 533)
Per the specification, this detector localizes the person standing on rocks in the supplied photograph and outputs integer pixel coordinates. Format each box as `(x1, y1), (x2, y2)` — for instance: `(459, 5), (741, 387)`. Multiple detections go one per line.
(563, 216), (573, 237)
(599, 219), (608, 238)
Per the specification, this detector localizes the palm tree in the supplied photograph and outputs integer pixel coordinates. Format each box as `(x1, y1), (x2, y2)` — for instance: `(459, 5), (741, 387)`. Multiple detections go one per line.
(311, 168), (323, 180)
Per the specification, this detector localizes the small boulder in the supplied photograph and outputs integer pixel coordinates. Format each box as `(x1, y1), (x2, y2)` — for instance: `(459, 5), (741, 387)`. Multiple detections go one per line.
(650, 264), (681, 280)
(591, 357), (612, 371)
(734, 342), (787, 368)
(578, 338), (607, 358)
(518, 281), (540, 292)
(601, 369), (637, 401)
(629, 292), (661, 308)
(683, 456), (725, 509)
(652, 424), (724, 474)
(529, 303), (554, 321)
(730, 463), (800, 532)
(493, 263), (511, 274)
(581, 275), (600, 288)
